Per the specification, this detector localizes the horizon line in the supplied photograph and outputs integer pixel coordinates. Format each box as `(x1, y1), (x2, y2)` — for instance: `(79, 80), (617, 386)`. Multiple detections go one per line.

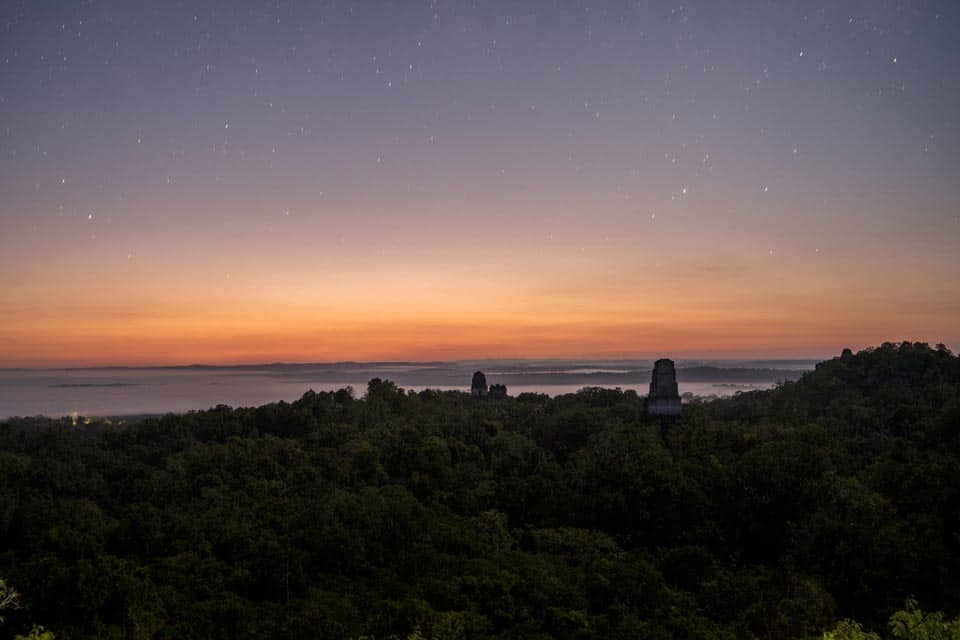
(0, 355), (832, 372)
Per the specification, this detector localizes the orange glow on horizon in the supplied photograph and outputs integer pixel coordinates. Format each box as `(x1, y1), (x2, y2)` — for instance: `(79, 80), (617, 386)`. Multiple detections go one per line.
(3, 285), (955, 367)
(2, 194), (957, 368)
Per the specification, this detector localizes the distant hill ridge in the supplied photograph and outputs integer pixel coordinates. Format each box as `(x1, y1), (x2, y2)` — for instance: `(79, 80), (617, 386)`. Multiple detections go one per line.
(712, 341), (959, 425)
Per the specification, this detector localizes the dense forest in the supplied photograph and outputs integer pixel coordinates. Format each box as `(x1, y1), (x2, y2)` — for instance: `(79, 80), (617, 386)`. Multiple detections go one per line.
(1, 342), (958, 639)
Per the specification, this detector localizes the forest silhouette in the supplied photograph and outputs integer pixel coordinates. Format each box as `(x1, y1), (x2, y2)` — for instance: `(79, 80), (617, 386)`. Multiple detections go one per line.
(1, 342), (958, 639)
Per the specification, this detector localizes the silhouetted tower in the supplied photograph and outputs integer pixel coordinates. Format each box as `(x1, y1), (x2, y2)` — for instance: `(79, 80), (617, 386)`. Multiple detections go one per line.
(471, 371), (488, 398)
(646, 358), (682, 418)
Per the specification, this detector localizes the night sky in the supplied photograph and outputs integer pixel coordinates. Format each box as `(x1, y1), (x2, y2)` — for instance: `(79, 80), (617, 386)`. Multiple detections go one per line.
(1, 1), (958, 366)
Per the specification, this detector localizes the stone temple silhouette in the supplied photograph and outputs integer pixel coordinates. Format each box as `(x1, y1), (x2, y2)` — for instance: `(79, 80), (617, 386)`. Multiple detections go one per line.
(488, 383), (508, 400)
(646, 358), (682, 417)
(471, 371), (488, 398)
(471, 371), (508, 399)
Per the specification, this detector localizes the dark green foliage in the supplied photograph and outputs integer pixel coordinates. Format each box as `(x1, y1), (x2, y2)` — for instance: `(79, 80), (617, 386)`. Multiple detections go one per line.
(0, 342), (958, 639)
